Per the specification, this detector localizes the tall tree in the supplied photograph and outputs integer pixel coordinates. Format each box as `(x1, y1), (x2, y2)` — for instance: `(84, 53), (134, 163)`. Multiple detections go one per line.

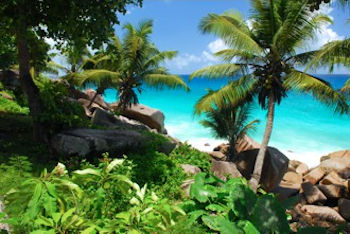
(68, 20), (189, 110)
(0, 0), (142, 141)
(190, 0), (349, 191)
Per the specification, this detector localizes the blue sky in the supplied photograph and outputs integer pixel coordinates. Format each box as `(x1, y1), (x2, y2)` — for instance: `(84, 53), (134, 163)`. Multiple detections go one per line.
(114, 0), (350, 74)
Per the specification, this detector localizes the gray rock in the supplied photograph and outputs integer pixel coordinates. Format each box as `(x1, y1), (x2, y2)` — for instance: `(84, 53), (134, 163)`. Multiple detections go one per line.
(317, 184), (345, 199)
(234, 147), (289, 192)
(181, 164), (201, 175)
(301, 205), (345, 223)
(91, 108), (150, 131)
(84, 89), (110, 110)
(51, 128), (176, 157)
(211, 161), (242, 181)
(301, 182), (327, 204)
(181, 179), (195, 197)
(338, 198), (350, 221)
(303, 167), (326, 185)
(209, 151), (227, 161)
(117, 103), (166, 134)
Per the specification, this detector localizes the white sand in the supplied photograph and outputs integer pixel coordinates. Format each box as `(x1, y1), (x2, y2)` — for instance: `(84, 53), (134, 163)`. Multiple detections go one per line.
(187, 138), (330, 169)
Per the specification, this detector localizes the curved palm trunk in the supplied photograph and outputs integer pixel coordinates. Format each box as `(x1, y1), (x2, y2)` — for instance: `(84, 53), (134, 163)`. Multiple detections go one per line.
(16, 22), (47, 142)
(249, 94), (275, 192)
(87, 87), (103, 109)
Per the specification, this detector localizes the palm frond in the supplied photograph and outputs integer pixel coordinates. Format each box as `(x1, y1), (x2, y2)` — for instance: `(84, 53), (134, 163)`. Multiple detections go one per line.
(190, 64), (245, 80)
(73, 69), (122, 88)
(194, 75), (258, 114)
(143, 51), (178, 69)
(284, 70), (349, 114)
(199, 11), (262, 53)
(143, 74), (189, 91)
(308, 38), (350, 72)
(341, 79), (350, 95)
(214, 49), (263, 64)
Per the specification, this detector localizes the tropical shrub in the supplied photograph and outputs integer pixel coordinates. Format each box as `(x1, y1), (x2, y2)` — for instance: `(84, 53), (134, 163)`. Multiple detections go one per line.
(182, 173), (291, 234)
(0, 96), (29, 114)
(0, 156), (186, 233)
(35, 77), (89, 135)
(200, 102), (259, 161)
(170, 143), (211, 173)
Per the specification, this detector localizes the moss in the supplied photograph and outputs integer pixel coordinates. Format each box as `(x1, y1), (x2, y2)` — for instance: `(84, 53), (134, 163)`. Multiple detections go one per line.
(0, 96), (29, 114)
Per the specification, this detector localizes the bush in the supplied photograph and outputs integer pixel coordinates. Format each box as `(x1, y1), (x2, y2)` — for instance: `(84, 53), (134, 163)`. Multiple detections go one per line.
(0, 156), (186, 234)
(170, 143), (211, 173)
(0, 96), (29, 114)
(36, 76), (89, 135)
(127, 150), (187, 200)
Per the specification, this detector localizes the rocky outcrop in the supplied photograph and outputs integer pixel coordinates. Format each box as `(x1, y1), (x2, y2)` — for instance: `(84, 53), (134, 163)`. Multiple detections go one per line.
(210, 161), (242, 181)
(235, 135), (260, 153)
(208, 151), (227, 161)
(275, 150), (350, 231)
(181, 164), (201, 176)
(91, 108), (149, 131)
(113, 103), (166, 134)
(51, 128), (176, 157)
(84, 89), (110, 110)
(0, 69), (20, 89)
(234, 147), (289, 192)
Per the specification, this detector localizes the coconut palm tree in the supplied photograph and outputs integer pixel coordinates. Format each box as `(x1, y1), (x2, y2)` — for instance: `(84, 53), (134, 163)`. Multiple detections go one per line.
(67, 20), (189, 110)
(200, 100), (259, 161)
(309, 38), (350, 95)
(190, 0), (349, 191)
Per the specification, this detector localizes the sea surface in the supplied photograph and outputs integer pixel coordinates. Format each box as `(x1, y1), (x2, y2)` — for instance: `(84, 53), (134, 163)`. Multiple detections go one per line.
(103, 74), (350, 167)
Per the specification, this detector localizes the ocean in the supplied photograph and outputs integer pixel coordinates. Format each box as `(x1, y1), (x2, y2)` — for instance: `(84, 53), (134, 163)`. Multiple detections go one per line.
(103, 74), (350, 167)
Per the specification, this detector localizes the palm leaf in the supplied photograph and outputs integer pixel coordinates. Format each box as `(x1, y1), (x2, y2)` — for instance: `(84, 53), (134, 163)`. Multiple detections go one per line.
(194, 75), (258, 114)
(143, 74), (189, 91)
(199, 11), (262, 53)
(74, 69), (122, 88)
(190, 64), (245, 80)
(283, 70), (349, 114)
(341, 79), (350, 95)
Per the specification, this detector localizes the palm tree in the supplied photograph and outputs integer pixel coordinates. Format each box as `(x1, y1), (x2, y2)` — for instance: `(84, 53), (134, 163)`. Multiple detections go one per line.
(309, 38), (350, 95)
(190, 0), (349, 191)
(67, 20), (189, 110)
(200, 100), (259, 161)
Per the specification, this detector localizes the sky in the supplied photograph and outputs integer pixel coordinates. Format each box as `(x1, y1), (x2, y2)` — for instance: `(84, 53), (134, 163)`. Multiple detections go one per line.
(113, 0), (350, 74)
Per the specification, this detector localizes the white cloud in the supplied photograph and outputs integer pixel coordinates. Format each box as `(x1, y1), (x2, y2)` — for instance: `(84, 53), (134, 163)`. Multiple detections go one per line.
(306, 4), (344, 51)
(166, 53), (202, 70)
(207, 39), (228, 53)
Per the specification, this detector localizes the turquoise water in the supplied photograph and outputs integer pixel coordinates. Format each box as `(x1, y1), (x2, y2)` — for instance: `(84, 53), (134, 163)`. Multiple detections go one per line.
(103, 74), (350, 164)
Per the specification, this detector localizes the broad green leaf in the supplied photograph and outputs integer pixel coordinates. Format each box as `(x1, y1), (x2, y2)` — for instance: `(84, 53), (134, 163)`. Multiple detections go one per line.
(205, 204), (227, 212)
(281, 195), (299, 210)
(237, 220), (260, 234)
(251, 195), (290, 234)
(44, 182), (57, 198)
(130, 197), (140, 206)
(73, 168), (100, 176)
(34, 216), (54, 227)
(227, 182), (257, 219)
(106, 159), (124, 173)
(52, 212), (62, 224)
(61, 208), (75, 225)
(81, 226), (97, 234)
(202, 216), (244, 234)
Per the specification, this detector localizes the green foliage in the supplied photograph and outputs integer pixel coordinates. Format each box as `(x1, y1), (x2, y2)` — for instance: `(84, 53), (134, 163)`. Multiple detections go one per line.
(191, 0), (349, 115)
(0, 156), (186, 233)
(35, 77), (89, 135)
(170, 143), (211, 173)
(0, 35), (16, 69)
(201, 102), (259, 159)
(65, 20), (189, 110)
(182, 173), (291, 234)
(128, 150), (187, 200)
(0, 96), (29, 114)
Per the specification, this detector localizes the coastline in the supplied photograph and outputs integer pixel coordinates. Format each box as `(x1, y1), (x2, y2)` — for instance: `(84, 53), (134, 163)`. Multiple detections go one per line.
(185, 137), (333, 169)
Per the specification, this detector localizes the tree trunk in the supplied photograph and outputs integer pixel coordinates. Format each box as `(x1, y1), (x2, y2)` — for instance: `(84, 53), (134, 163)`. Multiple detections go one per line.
(249, 94), (275, 192)
(87, 87), (103, 109)
(16, 24), (47, 142)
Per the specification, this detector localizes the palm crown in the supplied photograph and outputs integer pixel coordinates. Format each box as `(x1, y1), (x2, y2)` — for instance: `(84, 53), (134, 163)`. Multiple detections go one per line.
(66, 20), (189, 110)
(190, 0), (349, 190)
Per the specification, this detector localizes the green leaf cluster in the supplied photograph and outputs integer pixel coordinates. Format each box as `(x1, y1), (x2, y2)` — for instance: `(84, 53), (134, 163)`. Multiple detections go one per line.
(182, 173), (291, 234)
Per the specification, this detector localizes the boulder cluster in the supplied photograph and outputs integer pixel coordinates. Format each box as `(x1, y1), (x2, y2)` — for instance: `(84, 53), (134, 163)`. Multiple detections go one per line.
(276, 150), (350, 230)
(51, 85), (178, 158)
